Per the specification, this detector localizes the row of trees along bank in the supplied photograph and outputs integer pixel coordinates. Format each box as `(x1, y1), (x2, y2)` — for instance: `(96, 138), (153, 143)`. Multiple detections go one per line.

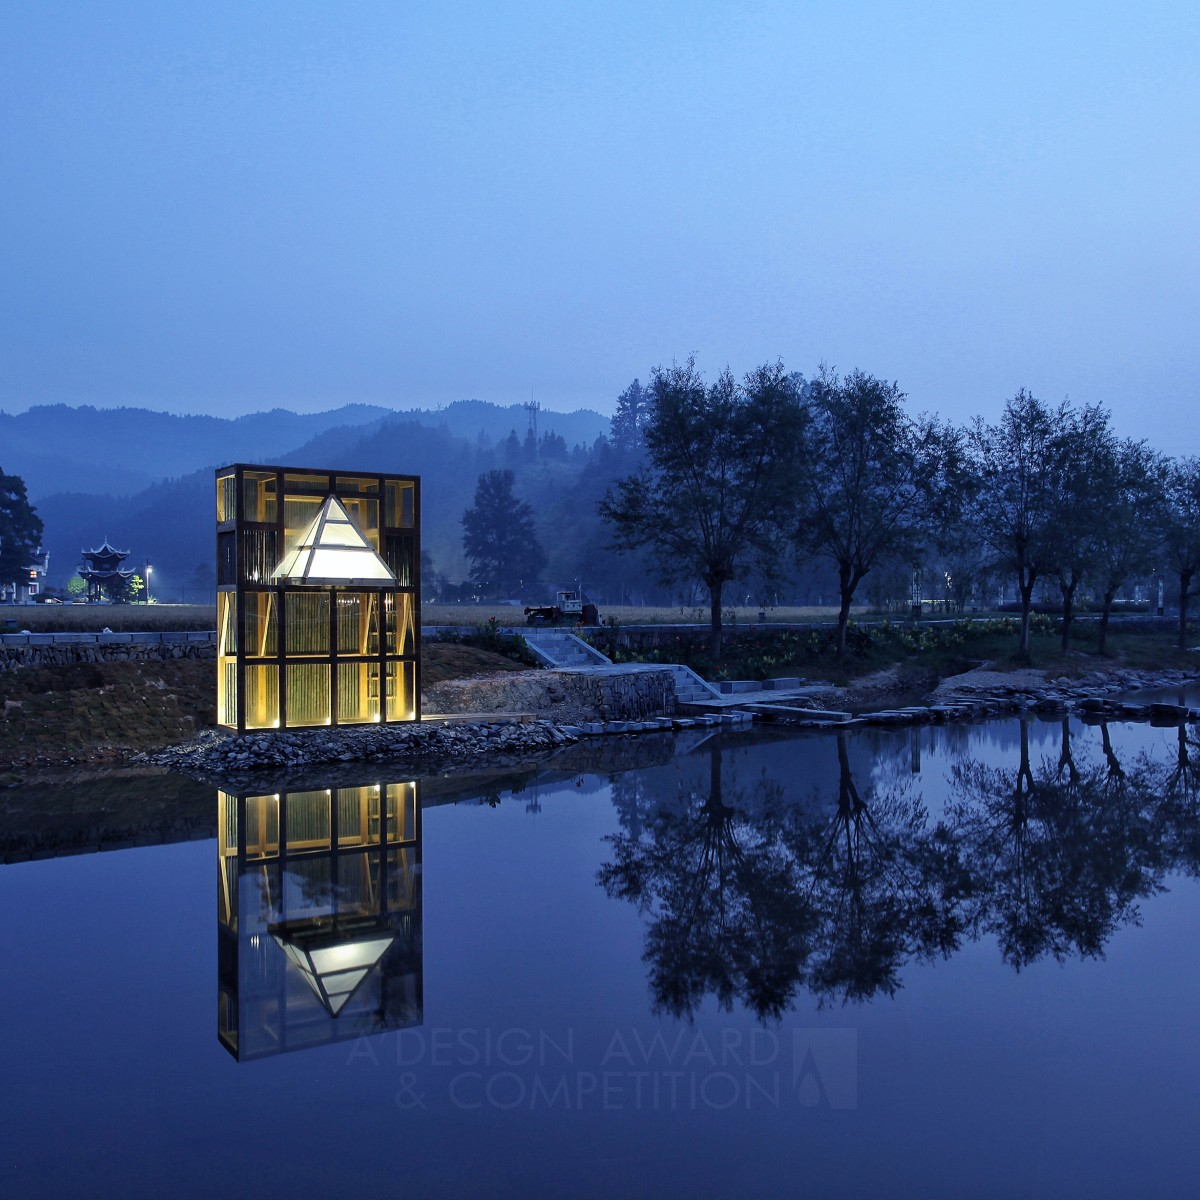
(591, 358), (1200, 659)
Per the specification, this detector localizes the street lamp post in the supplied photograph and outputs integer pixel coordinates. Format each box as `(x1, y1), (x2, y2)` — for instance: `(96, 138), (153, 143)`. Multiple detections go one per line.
(145, 564), (153, 604)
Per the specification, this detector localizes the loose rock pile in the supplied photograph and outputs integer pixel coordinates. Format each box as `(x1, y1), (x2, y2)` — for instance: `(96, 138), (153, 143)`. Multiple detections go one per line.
(145, 720), (582, 775)
(856, 668), (1200, 727)
(142, 709), (756, 778)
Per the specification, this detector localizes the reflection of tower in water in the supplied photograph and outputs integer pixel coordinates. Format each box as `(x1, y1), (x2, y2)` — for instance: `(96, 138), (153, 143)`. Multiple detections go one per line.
(217, 779), (422, 1061)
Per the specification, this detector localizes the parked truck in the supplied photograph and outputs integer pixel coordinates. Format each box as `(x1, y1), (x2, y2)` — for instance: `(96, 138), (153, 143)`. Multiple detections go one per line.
(524, 590), (599, 626)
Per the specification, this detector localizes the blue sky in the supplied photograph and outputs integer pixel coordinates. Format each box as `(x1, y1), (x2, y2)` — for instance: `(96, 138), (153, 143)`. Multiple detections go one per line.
(2, 1), (1197, 449)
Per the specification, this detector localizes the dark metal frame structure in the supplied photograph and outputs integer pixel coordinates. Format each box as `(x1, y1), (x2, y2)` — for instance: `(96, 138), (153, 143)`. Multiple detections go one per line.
(215, 463), (420, 732)
(217, 778), (422, 1061)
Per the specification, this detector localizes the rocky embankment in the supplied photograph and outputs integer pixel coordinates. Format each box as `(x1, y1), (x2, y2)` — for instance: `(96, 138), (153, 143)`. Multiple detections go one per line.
(142, 706), (754, 779)
(849, 666), (1200, 727)
(146, 720), (581, 776)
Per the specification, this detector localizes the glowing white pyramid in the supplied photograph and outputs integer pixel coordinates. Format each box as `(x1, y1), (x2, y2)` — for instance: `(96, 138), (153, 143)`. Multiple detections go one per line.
(272, 927), (397, 1016)
(273, 495), (398, 586)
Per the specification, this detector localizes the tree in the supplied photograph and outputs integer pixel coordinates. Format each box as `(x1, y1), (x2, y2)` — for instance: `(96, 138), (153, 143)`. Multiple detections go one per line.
(966, 391), (1068, 656)
(0, 468), (43, 589)
(65, 574), (87, 597)
(611, 378), (649, 454)
(1043, 403), (1114, 652)
(461, 469), (546, 598)
(129, 574), (146, 602)
(799, 368), (955, 659)
(1163, 457), (1200, 651)
(600, 357), (806, 657)
(1091, 440), (1168, 655)
(187, 562), (216, 604)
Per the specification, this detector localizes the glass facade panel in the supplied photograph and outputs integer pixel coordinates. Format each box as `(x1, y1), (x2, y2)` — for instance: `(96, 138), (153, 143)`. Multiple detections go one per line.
(217, 592), (237, 656)
(336, 475), (379, 494)
(383, 593), (396, 654)
(287, 855), (334, 913)
(245, 664), (279, 729)
(217, 531), (236, 585)
(244, 593), (277, 658)
(244, 794), (280, 855)
(385, 481), (416, 528)
(381, 593), (416, 655)
(385, 661), (416, 722)
(284, 471), (330, 494)
(337, 661), (380, 724)
(387, 846), (420, 909)
(285, 593), (329, 655)
(217, 474), (236, 523)
(384, 535), (415, 586)
(286, 663), (331, 725)
(337, 786), (381, 845)
(242, 471), (278, 523)
(285, 790), (332, 851)
(219, 659), (237, 728)
(282, 495), (322, 546)
(239, 528), (278, 584)
(335, 593), (377, 656)
(387, 782), (417, 842)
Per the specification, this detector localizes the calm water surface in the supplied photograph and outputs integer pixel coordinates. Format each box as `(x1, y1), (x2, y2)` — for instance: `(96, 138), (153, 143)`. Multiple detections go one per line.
(4, 716), (1200, 1199)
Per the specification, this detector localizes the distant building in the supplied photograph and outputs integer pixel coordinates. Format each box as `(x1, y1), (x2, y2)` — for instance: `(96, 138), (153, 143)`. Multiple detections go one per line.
(0, 548), (48, 603)
(79, 540), (135, 601)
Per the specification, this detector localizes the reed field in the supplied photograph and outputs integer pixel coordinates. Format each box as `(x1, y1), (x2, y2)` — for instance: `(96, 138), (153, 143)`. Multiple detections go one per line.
(1, 601), (855, 633)
(0, 603), (216, 633)
(421, 603), (852, 627)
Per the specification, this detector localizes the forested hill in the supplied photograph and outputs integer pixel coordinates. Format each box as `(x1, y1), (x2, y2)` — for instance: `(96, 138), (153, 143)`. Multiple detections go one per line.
(2, 400), (609, 501)
(29, 407), (638, 600)
(2, 403), (391, 498)
(416, 400), (609, 450)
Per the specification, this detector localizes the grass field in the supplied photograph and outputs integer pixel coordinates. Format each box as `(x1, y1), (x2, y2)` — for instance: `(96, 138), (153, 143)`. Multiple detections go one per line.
(2, 601), (855, 633)
(1, 603), (216, 632)
(421, 603), (855, 627)
(1, 601), (852, 632)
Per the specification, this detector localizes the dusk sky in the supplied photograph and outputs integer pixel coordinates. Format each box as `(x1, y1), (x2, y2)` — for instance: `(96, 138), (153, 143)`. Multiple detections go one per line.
(2, 1), (1197, 450)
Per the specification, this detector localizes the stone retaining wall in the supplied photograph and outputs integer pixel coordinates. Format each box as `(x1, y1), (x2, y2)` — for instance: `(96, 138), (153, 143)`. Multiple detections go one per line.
(0, 641), (216, 673)
(423, 665), (674, 721)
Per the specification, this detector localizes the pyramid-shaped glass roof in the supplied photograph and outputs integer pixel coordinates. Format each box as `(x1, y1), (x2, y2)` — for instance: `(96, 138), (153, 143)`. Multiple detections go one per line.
(273, 495), (398, 586)
(272, 926), (396, 1016)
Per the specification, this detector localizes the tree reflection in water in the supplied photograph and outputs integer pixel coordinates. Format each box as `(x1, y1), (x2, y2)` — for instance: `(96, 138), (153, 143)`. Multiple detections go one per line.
(782, 734), (966, 1006)
(948, 718), (1164, 970)
(600, 719), (1200, 1021)
(600, 742), (814, 1020)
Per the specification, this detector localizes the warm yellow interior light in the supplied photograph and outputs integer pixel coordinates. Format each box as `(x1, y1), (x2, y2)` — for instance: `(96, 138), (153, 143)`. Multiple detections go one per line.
(273, 495), (398, 586)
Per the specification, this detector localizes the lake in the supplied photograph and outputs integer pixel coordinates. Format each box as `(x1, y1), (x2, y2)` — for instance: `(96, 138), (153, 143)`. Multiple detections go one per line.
(3, 715), (1200, 1199)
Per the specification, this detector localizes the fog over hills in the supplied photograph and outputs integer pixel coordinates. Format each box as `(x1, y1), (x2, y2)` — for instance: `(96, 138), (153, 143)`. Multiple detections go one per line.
(10, 399), (611, 592)
(3, 400), (608, 501)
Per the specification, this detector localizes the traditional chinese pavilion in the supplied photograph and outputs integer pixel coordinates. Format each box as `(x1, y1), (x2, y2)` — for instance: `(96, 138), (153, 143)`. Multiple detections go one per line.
(79, 540), (135, 602)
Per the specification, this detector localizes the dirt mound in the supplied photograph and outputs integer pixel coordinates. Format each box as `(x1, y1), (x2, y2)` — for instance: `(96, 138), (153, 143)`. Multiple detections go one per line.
(0, 644), (534, 774)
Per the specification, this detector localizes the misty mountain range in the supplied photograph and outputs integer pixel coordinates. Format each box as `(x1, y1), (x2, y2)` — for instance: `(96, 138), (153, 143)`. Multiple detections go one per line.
(4, 400), (611, 593)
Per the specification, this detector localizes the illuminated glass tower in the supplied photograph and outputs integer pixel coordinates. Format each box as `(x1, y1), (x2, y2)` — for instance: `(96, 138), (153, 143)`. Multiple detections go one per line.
(215, 464), (420, 731)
